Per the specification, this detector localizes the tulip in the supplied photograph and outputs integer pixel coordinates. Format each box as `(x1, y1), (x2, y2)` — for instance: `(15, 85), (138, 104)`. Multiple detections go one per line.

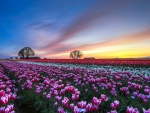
(77, 101), (86, 108)
(142, 98), (148, 103)
(72, 94), (76, 101)
(35, 89), (41, 94)
(126, 106), (139, 113)
(86, 103), (93, 112)
(107, 110), (118, 113)
(62, 97), (69, 107)
(74, 106), (80, 113)
(92, 97), (101, 106)
(92, 105), (99, 111)
(144, 89), (149, 94)
(10, 94), (17, 100)
(7, 104), (14, 111)
(85, 89), (88, 92)
(54, 102), (58, 107)
(10, 110), (15, 113)
(114, 100), (119, 108)
(46, 94), (51, 99)
(55, 96), (62, 101)
(0, 90), (5, 97)
(142, 108), (150, 113)
(5, 107), (10, 113)
(0, 107), (5, 113)
(43, 92), (47, 96)
(110, 103), (116, 109)
(70, 103), (74, 110)
(101, 94), (107, 102)
(0, 95), (9, 105)
(58, 107), (65, 113)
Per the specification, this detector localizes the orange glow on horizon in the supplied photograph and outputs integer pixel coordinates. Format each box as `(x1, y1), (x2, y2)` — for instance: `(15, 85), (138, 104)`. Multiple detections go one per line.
(35, 29), (150, 59)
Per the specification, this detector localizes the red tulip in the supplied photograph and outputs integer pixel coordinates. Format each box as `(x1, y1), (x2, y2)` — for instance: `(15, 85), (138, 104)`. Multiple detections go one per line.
(0, 90), (5, 97)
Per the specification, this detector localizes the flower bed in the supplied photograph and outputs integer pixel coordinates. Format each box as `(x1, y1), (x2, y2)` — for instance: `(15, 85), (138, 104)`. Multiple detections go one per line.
(0, 61), (150, 113)
(0, 65), (17, 113)
(19, 59), (150, 67)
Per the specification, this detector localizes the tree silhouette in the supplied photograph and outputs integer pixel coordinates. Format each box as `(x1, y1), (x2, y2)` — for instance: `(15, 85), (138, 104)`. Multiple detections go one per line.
(15, 57), (18, 59)
(18, 48), (25, 58)
(70, 50), (83, 59)
(18, 47), (35, 58)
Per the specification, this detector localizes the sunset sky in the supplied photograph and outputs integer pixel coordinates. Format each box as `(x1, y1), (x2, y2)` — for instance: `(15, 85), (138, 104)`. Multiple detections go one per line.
(0, 0), (150, 59)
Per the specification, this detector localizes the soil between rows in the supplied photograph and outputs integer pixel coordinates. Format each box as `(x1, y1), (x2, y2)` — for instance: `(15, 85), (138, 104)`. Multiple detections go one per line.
(14, 101), (40, 113)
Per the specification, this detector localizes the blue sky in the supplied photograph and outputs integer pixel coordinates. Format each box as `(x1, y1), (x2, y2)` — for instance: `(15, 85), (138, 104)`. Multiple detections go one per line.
(0, 0), (150, 58)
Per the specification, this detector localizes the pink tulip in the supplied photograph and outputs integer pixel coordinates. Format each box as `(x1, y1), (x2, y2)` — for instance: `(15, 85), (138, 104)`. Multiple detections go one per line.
(110, 103), (116, 109)
(70, 103), (74, 110)
(74, 106), (80, 113)
(92, 105), (99, 111)
(10, 94), (17, 100)
(126, 106), (139, 113)
(6, 104), (14, 112)
(101, 94), (107, 102)
(58, 107), (65, 113)
(114, 100), (120, 108)
(62, 97), (69, 107)
(107, 110), (118, 113)
(86, 103), (93, 112)
(0, 95), (8, 105)
(55, 96), (62, 101)
(43, 92), (47, 96)
(77, 101), (86, 108)
(92, 97), (101, 106)
(85, 89), (88, 92)
(142, 108), (150, 113)
(46, 94), (51, 99)
(54, 102), (58, 107)
(5, 107), (10, 113)
(0, 107), (5, 113)
(10, 110), (15, 113)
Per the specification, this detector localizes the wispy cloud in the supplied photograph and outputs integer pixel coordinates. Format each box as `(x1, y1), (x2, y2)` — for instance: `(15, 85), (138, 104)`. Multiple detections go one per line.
(37, 28), (150, 58)
(27, 22), (60, 32)
(1, 0), (150, 58)
(77, 28), (150, 50)
(38, 1), (128, 49)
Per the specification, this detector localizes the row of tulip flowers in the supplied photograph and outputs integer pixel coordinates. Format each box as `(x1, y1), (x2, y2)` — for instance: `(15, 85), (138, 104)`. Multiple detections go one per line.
(19, 59), (150, 67)
(0, 64), (17, 113)
(19, 61), (150, 77)
(0, 61), (150, 113)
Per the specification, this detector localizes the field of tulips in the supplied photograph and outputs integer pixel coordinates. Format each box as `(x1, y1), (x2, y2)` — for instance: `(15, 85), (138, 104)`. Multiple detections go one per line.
(0, 62), (17, 113)
(0, 60), (150, 113)
(19, 59), (150, 67)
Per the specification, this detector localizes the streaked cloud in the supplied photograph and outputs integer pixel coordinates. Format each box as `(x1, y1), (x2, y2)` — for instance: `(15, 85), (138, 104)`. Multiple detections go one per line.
(0, 0), (150, 58)
(37, 28), (150, 58)
(40, 0), (129, 49)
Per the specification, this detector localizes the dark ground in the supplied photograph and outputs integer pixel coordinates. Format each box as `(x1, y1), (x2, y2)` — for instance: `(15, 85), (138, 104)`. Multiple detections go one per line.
(15, 103), (40, 113)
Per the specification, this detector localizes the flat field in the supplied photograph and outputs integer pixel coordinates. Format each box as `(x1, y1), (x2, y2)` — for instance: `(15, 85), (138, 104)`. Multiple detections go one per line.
(0, 59), (150, 113)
